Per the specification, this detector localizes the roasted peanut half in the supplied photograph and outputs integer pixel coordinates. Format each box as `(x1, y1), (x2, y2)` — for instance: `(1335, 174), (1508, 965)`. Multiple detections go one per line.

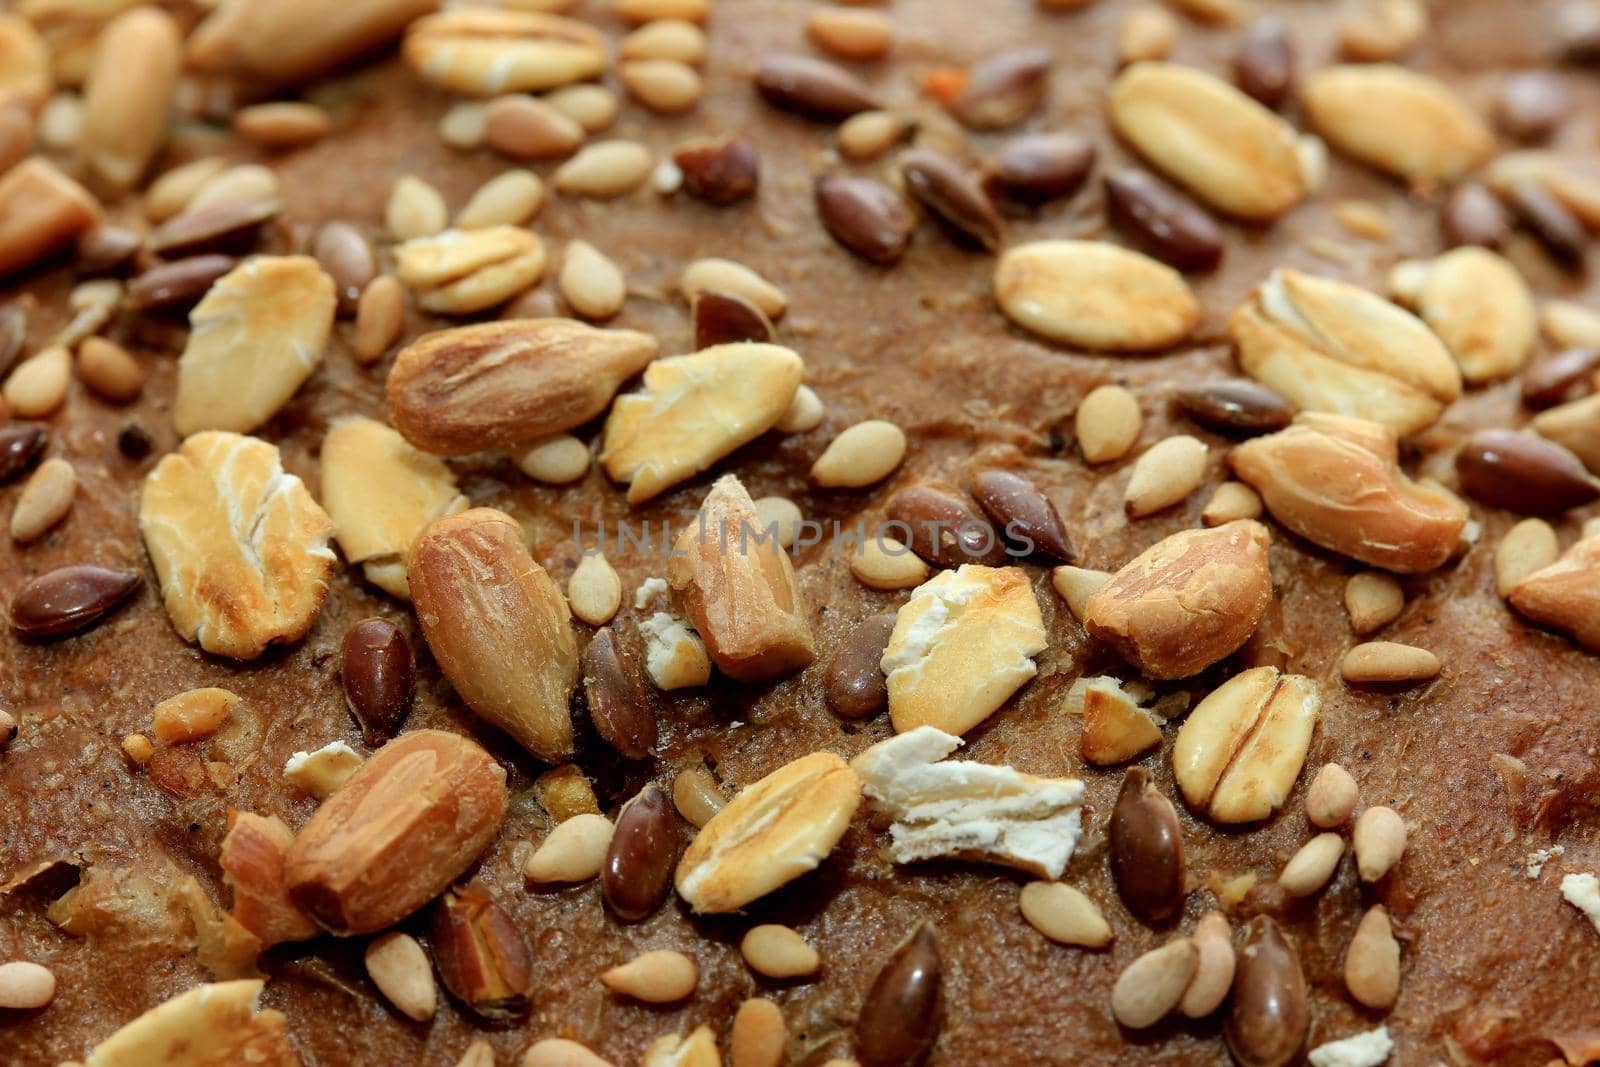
(1173, 666), (1319, 823)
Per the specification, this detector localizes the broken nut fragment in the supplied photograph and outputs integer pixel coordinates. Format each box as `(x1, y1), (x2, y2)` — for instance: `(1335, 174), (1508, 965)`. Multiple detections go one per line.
(667, 474), (815, 681)
(283, 742), (364, 800)
(0, 158), (101, 278)
(1172, 666), (1319, 823)
(1078, 676), (1162, 766)
(1083, 520), (1273, 680)
(1507, 533), (1600, 651)
(151, 687), (239, 745)
(395, 226), (546, 315)
(1229, 415), (1470, 574)
(75, 979), (299, 1067)
(880, 564), (1047, 736)
(219, 812), (320, 948)
(408, 508), (579, 761)
(675, 751), (861, 913)
(403, 9), (606, 95)
(994, 239), (1199, 352)
(431, 881), (533, 1020)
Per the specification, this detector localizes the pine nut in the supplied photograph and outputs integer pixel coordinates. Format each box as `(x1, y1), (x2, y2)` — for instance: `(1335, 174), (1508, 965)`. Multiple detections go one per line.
(486, 95), (584, 160)
(1343, 571), (1404, 634)
(1125, 434), (1207, 516)
(521, 1038), (617, 1067)
(0, 961), (55, 1009)
(567, 552), (621, 626)
(353, 275), (405, 365)
(620, 59), (703, 114)
(190, 164), (281, 214)
(1111, 937), (1198, 1028)
(145, 157), (228, 222)
(1076, 384), (1141, 463)
(80, 7), (181, 190)
(558, 240), (626, 320)
(1305, 763), (1360, 829)
(516, 434), (590, 484)
(121, 733), (153, 764)
(1201, 481), (1262, 525)
(458, 170), (545, 229)
(811, 419), (907, 487)
(1277, 833), (1344, 897)
(680, 258), (788, 319)
(234, 102), (331, 148)
(1051, 565), (1111, 620)
(76, 336), (142, 402)
(849, 536), (929, 590)
(386, 175), (447, 241)
(1344, 905), (1400, 1009)
(364, 931), (437, 1022)
(4, 347), (71, 418)
(1495, 518), (1559, 597)
(458, 1038), (495, 1067)
(544, 84), (619, 132)
(601, 949), (697, 1003)
(11, 457), (75, 543)
(0, 709), (13, 747)
(619, 0), (709, 21)
(37, 93), (82, 152)
(621, 19), (706, 65)
(150, 687), (239, 745)
(523, 812), (613, 883)
(740, 924), (819, 978)
(777, 384), (825, 432)
(1353, 805), (1406, 882)
(439, 101), (489, 150)
(1341, 641), (1440, 685)
(807, 8), (894, 61)
(838, 110), (913, 161)
(730, 997), (786, 1067)
(1179, 911), (1235, 1018)
(1018, 881), (1113, 947)
(554, 141), (653, 199)
(752, 495), (803, 549)
(1119, 4), (1180, 65)
(671, 764), (726, 828)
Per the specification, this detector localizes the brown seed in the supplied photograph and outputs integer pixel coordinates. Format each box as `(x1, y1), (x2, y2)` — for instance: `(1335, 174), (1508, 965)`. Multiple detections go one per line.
(76, 337), (142, 403)
(340, 618), (414, 746)
(1234, 17), (1296, 109)
(986, 132), (1096, 203)
(825, 612), (896, 719)
(1174, 379), (1293, 436)
(674, 135), (759, 205)
(430, 881), (533, 1021)
(0, 425), (46, 484)
(756, 54), (879, 120)
(582, 626), (658, 760)
(1104, 170), (1224, 273)
(856, 923), (941, 1067)
(1440, 181), (1510, 249)
(1522, 347), (1600, 408)
(1109, 766), (1186, 923)
(970, 469), (1074, 563)
(886, 484), (1007, 567)
(10, 564), (140, 638)
(126, 254), (236, 312)
(0, 302), (26, 374)
(1498, 71), (1569, 141)
(816, 175), (913, 265)
(952, 47), (1051, 130)
(1225, 917), (1308, 1067)
(692, 289), (775, 349)
(313, 221), (377, 315)
(146, 197), (280, 258)
(1508, 179), (1587, 266)
(900, 150), (1002, 252)
(1455, 429), (1599, 514)
(602, 783), (680, 921)
(77, 225), (142, 275)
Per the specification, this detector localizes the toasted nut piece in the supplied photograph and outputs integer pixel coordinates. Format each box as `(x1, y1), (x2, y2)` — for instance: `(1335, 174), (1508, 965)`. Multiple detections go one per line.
(1345, 905), (1400, 1010)
(730, 997), (786, 1067)
(522, 1039), (617, 1067)
(0, 960), (55, 1010)
(10, 456), (74, 542)
(1084, 520), (1273, 680)
(854, 726), (1085, 877)
(1305, 763), (1359, 828)
(601, 342), (803, 503)
(1202, 481), (1262, 526)
(396, 225), (546, 315)
(1173, 666), (1319, 823)
(1343, 571), (1404, 634)
(994, 240), (1199, 351)
(1225, 918), (1308, 1066)
(741, 924), (820, 978)
(1079, 676), (1162, 766)
(285, 731), (507, 935)
(321, 416), (467, 599)
(140, 432), (335, 659)
(1125, 434), (1207, 516)
(567, 552), (621, 626)
(1119, 5), (1179, 64)
(216, 810), (318, 947)
(813, 420), (907, 487)
(535, 765), (600, 822)
(459, 170), (545, 229)
(80, 8), (180, 191)
(622, 19), (706, 64)
(0, 158), (101, 278)
(1495, 518), (1560, 598)
(151, 687), (239, 745)
(1112, 938), (1199, 1029)
(1229, 415), (1469, 573)
(558, 240), (626, 321)
(1341, 641), (1440, 685)
(1230, 268), (1461, 435)
(1389, 248), (1535, 384)
(517, 433), (590, 484)
(122, 733), (153, 763)
(882, 565), (1047, 736)
(1180, 912), (1236, 1019)
(432, 881), (533, 1020)
(639, 612), (711, 689)
(1051, 565), (1111, 621)
(365, 932), (436, 1022)
(752, 495), (802, 549)
(668, 475), (815, 681)
(554, 140), (653, 198)
(643, 1026), (719, 1067)
(1018, 881), (1112, 947)
(1278, 833), (1344, 897)
(1303, 64), (1493, 184)
(671, 764), (725, 828)
(0, 16), (48, 114)
(485, 95), (584, 159)
(404, 9), (605, 95)
(680, 258), (788, 319)
(602, 950), (698, 1003)
(283, 741), (363, 799)
(1353, 805), (1406, 881)
(409, 508), (578, 761)
(389, 319), (656, 456)
(1108, 61), (1307, 220)
(75, 980), (297, 1066)
(1076, 384), (1142, 463)
(676, 751), (862, 913)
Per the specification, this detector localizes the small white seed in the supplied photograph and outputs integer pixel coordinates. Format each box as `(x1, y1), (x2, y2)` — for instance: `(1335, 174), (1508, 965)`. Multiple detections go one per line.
(1119, 4), (1180, 64)
(386, 175), (447, 241)
(516, 434), (590, 484)
(1305, 763), (1360, 829)
(1341, 641), (1440, 685)
(11, 457), (76, 543)
(365, 932), (436, 1022)
(1344, 905), (1401, 1009)
(776, 385), (824, 432)
(1278, 833), (1345, 897)
(486, 95), (583, 159)
(457, 170), (545, 229)
(740, 924), (819, 979)
(619, 59), (703, 114)
(850, 536), (929, 591)
(4, 347), (71, 418)
(523, 812), (614, 883)
(1201, 481), (1262, 526)
(145, 157), (227, 221)
(1076, 384), (1141, 463)
(554, 141), (653, 199)
(837, 110), (913, 161)
(558, 240), (626, 320)
(438, 101), (488, 150)
(601, 950), (698, 1003)
(621, 19), (707, 65)
(567, 553), (622, 626)
(543, 84), (619, 132)
(1018, 881), (1113, 947)
(458, 1038), (495, 1067)
(1353, 805), (1407, 882)
(672, 764), (726, 828)
(1051, 565), (1111, 621)
(521, 1038), (617, 1067)
(1111, 938), (1198, 1029)
(1344, 571), (1405, 634)
(1125, 434), (1207, 517)
(353, 276), (405, 365)
(76, 336), (142, 402)
(1495, 518), (1559, 598)
(189, 164), (280, 214)
(752, 496), (803, 549)
(234, 102), (331, 148)
(1178, 911), (1235, 1019)
(0, 961), (55, 1009)
(811, 419), (907, 488)
(680, 257), (788, 319)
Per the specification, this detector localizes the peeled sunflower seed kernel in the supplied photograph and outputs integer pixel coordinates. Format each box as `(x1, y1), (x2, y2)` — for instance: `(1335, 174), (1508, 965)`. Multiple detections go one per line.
(582, 626), (658, 759)
(741, 924), (819, 978)
(1341, 641), (1440, 685)
(285, 730), (508, 935)
(1303, 64), (1494, 185)
(1109, 766), (1186, 921)
(403, 9), (605, 95)
(386, 175), (448, 241)
(365, 932), (436, 1023)
(603, 783), (680, 921)
(10, 456), (75, 543)
(756, 53), (880, 119)
(1018, 881), (1112, 948)
(1051, 566), (1111, 622)
(995, 240), (1199, 352)
(0, 960), (55, 1010)
(395, 225), (547, 315)
(353, 275), (406, 365)
(388, 318), (657, 456)
(1112, 938), (1199, 1029)
(730, 997), (786, 1067)
(1345, 905), (1401, 1010)
(485, 95), (584, 160)
(4, 347), (71, 419)
(1181, 912), (1237, 1019)
(1353, 805), (1407, 882)
(1230, 415), (1469, 574)
(1344, 571), (1404, 635)
(618, 0), (709, 21)
(752, 495), (802, 549)
(839, 110), (914, 161)
(1173, 666), (1319, 823)
(1202, 481), (1263, 526)
(1456, 429), (1598, 515)
(1124, 434), (1207, 517)
(431, 881), (534, 1021)
(676, 751), (862, 913)
(545, 83), (618, 133)
(816, 174), (913, 265)
(1278, 833), (1345, 897)
(856, 924), (941, 1067)
(807, 7), (893, 61)
(900, 150), (1003, 252)
(1226, 918), (1308, 1067)
(9, 564), (140, 638)
(778, 384), (825, 433)
(234, 102), (330, 148)
(1340, 0), (1426, 60)
(601, 950), (698, 1004)
(620, 59), (702, 113)
(1495, 518), (1560, 598)
(1305, 763), (1360, 829)
(341, 618), (415, 746)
